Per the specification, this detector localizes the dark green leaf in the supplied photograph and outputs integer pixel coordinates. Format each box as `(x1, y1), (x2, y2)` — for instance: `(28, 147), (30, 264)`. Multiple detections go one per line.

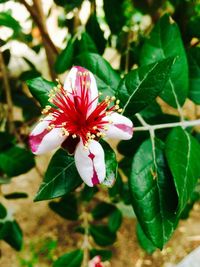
(4, 192), (28, 199)
(53, 249), (83, 267)
(34, 149), (82, 201)
(2, 221), (23, 251)
(108, 208), (122, 233)
(0, 203), (7, 219)
(117, 57), (174, 116)
(103, 0), (126, 34)
(187, 16), (200, 39)
(49, 193), (79, 220)
(0, 146), (35, 177)
(130, 138), (178, 249)
(136, 223), (156, 254)
(100, 140), (118, 186)
(108, 173), (123, 200)
(90, 225), (116, 246)
(2, 49), (11, 65)
(75, 32), (97, 54)
(54, 38), (74, 74)
(140, 14), (188, 108)
(86, 14), (106, 54)
(0, 132), (15, 151)
(187, 47), (200, 104)
(90, 249), (112, 261)
(26, 77), (56, 108)
(81, 185), (98, 202)
(92, 202), (115, 220)
(75, 52), (120, 97)
(20, 70), (41, 81)
(0, 12), (22, 37)
(165, 127), (200, 215)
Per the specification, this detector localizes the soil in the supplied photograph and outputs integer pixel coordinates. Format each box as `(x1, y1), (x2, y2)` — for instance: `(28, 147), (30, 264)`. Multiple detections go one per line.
(0, 152), (200, 267)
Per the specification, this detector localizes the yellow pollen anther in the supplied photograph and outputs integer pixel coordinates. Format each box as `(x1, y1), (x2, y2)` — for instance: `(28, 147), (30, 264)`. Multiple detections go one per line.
(61, 122), (67, 126)
(97, 132), (102, 137)
(101, 133), (106, 138)
(116, 99), (120, 104)
(115, 105), (119, 110)
(118, 108), (123, 113)
(109, 120), (113, 124)
(99, 92), (102, 96)
(111, 96), (116, 101)
(103, 126), (108, 131)
(72, 134), (77, 138)
(62, 128), (69, 136)
(91, 134), (95, 139)
(93, 126), (97, 130)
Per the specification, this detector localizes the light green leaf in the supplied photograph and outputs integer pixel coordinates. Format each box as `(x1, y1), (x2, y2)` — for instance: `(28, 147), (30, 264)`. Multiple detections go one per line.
(140, 14), (188, 108)
(34, 149), (82, 201)
(165, 127), (200, 215)
(53, 249), (83, 267)
(130, 138), (178, 249)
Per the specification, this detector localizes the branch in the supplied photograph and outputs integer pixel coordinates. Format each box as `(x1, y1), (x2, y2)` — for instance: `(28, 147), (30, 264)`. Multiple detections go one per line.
(19, 0), (58, 79)
(0, 49), (15, 134)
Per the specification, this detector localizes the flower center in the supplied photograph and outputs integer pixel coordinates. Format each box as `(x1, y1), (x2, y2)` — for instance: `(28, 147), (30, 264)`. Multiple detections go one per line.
(41, 73), (122, 148)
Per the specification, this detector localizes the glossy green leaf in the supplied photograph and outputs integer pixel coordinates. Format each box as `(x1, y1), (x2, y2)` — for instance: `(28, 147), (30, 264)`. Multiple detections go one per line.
(92, 202), (115, 220)
(34, 149), (82, 201)
(103, 0), (126, 34)
(0, 203), (7, 219)
(49, 194), (79, 220)
(1, 221), (23, 251)
(75, 52), (120, 97)
(117, 57), (174, 116)
(26, 77), (56, 108)
(54, 38), (74, 74)
(140, 14), (188, 108)
(53, 249), (83, 267)
(165, 127), (200, 215)
(90, 249), (112, 261)
(130, 138), (178, 249)
(136, 223), (156, 254)
(100, 140), (118, 186)
(0, 146), (35, 177)
(81, 185), (98, 202)
(187, 47), (200, 104)
(90, 225), (116, 246)
(86, 14), (106, 54)
(108, 208), (122, 233)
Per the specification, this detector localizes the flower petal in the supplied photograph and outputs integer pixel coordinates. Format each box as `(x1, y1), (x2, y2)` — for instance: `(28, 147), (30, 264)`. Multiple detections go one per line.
(63, 66), (98, 113)
(105, 112), (133, 140)
(29, 118), (67, 154)
(74, 140), (106, 187)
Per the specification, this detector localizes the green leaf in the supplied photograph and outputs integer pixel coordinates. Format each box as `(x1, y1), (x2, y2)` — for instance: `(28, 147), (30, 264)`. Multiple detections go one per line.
(103, 0), (126, 34)
(117, 57), (174, 116)
(187, 47), (200, 104)
(165, 127), (200, 215)
(100, 140), (118, 186)
(75, 32), (98, 54)
(90, 225), (116, 246)
(49, 194), (79, 220)
(86, 14), (106, 54)
(34, 149), (82, 201)
(4, 192), (28, 200)
(108, 208), (122, 233)
(90, 249), (112, 261)
(53, 249), (83, 267)
(136, 223), (156, 254)
(140, 14), (188, 108)
(75, 52), (120, 97)
(0, 146), (35, 177)
(92, 202), (115, 220)
(26, 77), (56, 108)
(54, 38), (74, 74)
(2, 221), (23, 251)
(129, 138), (178, 249)
(0, 203), (7, 219)
(81, 185), (98, 202)
(0, 12), (22, 37)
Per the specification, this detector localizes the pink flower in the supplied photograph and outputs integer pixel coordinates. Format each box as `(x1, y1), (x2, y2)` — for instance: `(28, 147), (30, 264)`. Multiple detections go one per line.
(89, 256), (104, 267)
(29, 66), (133, 186)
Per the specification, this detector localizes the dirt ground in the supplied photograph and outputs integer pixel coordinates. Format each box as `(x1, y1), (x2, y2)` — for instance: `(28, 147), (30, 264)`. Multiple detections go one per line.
(0, 153), (200, 267)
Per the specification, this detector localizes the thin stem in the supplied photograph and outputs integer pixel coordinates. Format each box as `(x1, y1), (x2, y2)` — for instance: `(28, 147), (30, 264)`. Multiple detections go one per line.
(81, 211), (90, 267)
(0, 49), (15, 134)
(134, 118), (200, 132)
